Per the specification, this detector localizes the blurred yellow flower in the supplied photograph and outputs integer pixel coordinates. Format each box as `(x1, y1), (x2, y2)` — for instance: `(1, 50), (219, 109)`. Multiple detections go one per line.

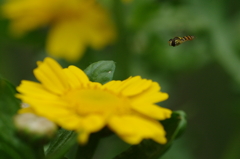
(17, 57), (172, 145)
(2, 0), (116, 62)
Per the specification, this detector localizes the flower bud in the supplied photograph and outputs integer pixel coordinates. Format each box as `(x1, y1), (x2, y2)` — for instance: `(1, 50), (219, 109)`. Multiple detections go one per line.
(14, 113), (57, 142)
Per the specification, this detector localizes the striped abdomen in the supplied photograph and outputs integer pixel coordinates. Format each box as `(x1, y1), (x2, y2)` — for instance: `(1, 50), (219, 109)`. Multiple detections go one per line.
(181, 36), (194, 41)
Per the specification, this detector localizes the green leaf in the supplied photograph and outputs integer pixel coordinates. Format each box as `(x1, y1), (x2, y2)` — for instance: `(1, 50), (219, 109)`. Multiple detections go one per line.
(0, 78), (20, 116)
(45, 129), (78, 159)
(113, 111), (187, 159)
(84, 61), (115, 84)
(0, 77), (36, 159)
(161, 110), (187, 141)
(0, 77), (20, 139)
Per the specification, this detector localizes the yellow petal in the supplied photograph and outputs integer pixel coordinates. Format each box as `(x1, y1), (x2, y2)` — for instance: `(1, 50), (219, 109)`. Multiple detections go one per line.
(67, 66), (89, 86)
(18, 107), (35, 114)
(33, 105), (71, 120)
(131, 104), (172, 120)
(16, 80), (59, 99)
(76, 115), (106, 144)
(103, 80), (123, 93)
(19, 98), (68, 110)
(78, 131), (90, 144)
(63, 68), (81, 89)
(81, 115), (106, 132)
(47, 20), (86, 62)
(2, 0), (52, 36)
(120, 76), (152, 96)
(33, 57), (69, 94)
(104, 76), (152, 96)
(108, 115), (167, 145)
(63, 65), (90, 89)
(56, 114), (82, 130)
(85, 9), (116, 49)
(130, 82), (169, 104)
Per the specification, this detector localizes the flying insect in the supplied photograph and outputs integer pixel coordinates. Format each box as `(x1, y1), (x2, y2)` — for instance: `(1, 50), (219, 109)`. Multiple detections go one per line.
(168, 36), (194, 47)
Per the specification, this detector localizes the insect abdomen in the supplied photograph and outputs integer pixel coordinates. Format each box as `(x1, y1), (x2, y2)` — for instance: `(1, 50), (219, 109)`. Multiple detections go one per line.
(182, 36), (194, 41)
(169, 35), (194, 47)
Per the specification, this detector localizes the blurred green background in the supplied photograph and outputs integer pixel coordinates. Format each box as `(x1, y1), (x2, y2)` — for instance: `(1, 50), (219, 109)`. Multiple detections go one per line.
(1, 0), (240, 158)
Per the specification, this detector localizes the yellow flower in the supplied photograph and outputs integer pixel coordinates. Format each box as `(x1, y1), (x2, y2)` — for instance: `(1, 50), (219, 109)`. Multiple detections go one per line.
(2, 0), (116, 62)
(16, 57), (172, 145)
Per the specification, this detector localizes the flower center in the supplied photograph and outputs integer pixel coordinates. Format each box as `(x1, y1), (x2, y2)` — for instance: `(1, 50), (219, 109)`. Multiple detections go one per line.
(64, 89), (130, 116)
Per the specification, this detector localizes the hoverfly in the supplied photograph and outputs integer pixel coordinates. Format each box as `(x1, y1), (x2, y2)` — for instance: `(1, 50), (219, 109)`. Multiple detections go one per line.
(168, 36), (194, 47)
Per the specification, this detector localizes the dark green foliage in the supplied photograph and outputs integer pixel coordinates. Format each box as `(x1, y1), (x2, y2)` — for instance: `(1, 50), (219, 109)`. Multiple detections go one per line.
(0, 76), (36, 159)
